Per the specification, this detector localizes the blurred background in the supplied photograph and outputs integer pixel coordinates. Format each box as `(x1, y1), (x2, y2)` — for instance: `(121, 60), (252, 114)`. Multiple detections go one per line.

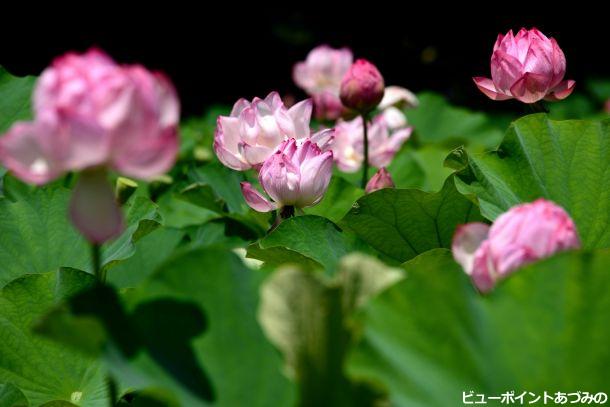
(0, 9), (606, 117)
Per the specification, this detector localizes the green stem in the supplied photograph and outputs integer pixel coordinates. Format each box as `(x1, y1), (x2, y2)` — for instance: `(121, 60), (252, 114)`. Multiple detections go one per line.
(361, 113), (369, 189)
(107, 375), (118, 406)
(91, 243), (105, 283)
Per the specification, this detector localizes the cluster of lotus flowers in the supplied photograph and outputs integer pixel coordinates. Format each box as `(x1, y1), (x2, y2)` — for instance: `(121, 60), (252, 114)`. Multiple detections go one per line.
(0, 28), (582, 292)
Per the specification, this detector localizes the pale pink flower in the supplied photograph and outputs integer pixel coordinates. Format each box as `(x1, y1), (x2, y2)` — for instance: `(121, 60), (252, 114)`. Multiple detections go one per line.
(0, 48), (179, 184)
(365, 167), (395, 193)
(240, 138), (333, 212)
(452, 199), (581, 293)
(0, 48), (179, 243)
(293, 45), (353, 120)
(474, 28), (575, 103)
(378, 86), (419, 110)
(340, 59), (385, 113)
(331, 113), (412, 173)
(214, 92), (333, 171)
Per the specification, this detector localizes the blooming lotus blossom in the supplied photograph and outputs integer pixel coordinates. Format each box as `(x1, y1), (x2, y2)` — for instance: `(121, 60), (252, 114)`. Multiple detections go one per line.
(214, 92), (333, 171)
(340, 59), (385, 113)
(0, 48), (180, 243)
(331, 113), (412, 173)
(365, 167), (395, 193)
(293, 45), (353, 120)
(452, 199), (581, 293)
(1, 48), (179, 184)
(240, 138), (333, 212)
(473, 28), (575, 103)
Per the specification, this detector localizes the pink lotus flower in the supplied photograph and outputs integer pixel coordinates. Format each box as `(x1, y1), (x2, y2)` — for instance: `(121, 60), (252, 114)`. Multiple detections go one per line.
(474, 28), (575, 104)
(214, 92), (333, 171)
(0, 48), (180, 243)
(340, 59), (385, 113)
(1, 48), (179, 183)
(240, 138), (333, 212)
(365, 167), (395, 193)
(331, 113), (412, 173)
(293, 45), (353, 120)
(452, 199), (581, 293)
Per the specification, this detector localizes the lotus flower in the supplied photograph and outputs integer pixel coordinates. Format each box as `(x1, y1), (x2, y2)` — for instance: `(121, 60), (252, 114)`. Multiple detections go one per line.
(452, 199), (581, 293)
(240, 138), (333, 212)
(340, 59), (385, 113)
(365, 167), (395, 193)
(474, 28), (575, 103)
(0, 48), (179, 243)
(214, 92), (333, 171)
(331, 113), (412, 173)
(293, 45), (353, 120)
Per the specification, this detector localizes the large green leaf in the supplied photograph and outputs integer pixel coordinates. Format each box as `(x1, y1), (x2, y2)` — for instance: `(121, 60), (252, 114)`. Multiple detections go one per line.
(247, 215), (368, 271)
(453, 114), (610, 249)
(0, 383), (28, 407)
(0, 186), (90, 285)
(0, 67), (36, 133)
(0, 269), (107, 406)
(132, 248), (296, 407)
(0, 181), (163, 286)
(349, 249), (610, 407)
(341, 177), (484, 263)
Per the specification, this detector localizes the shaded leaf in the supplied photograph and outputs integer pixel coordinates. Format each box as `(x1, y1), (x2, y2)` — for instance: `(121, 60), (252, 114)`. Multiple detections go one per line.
(349, 248), (610, 406)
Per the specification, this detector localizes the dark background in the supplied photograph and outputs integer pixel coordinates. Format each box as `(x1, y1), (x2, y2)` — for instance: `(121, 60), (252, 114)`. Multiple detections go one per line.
(1, 9), (606, 117)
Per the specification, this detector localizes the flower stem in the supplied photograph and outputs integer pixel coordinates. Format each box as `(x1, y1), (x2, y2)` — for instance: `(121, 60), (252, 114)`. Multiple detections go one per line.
(107, 375), (118, 406)
(361, 113), (369, 189)
(529, 101), (549, 113)
(91, 243), (105, 283)
(280, 205), (295, 219)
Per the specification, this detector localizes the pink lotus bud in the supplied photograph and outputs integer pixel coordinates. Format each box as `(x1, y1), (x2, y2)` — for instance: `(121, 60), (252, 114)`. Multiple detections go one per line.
(473, 28), (575, 104)
(378, 86), (419, 110)
(340, 59), (385, 113)
(605, 99), (610, 114)
(293, 45), (353, 120)
(0, 48), (180, 184)
(331, 113), (411, 173)
(214, 92), (332, 171)
(365, 168), (395, 193)
(69, 169), (124, 244)
(452, 199), (581, 293)
(240, 138), (333, 212)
